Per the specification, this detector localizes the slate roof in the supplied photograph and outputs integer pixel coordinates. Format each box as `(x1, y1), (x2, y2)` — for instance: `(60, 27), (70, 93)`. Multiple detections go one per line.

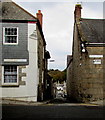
(0, 1), (37, 20)
(67, 55), (72, 68)
(79, 18), (105, 44)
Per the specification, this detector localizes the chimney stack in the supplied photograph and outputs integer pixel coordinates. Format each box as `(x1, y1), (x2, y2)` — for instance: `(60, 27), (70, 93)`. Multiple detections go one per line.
(36, 10), (43, 27)
(74, 4), (82, 22)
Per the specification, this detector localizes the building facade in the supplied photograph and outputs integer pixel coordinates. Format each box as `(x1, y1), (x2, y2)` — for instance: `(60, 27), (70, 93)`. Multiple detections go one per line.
(0, 1), (49, 102)
(67, 4), (105, 102)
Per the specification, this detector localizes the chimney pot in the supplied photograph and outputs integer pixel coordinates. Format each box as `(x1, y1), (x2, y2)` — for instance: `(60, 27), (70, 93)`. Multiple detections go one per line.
(38, 10), (41, 13)
(74, 4), (82, 22)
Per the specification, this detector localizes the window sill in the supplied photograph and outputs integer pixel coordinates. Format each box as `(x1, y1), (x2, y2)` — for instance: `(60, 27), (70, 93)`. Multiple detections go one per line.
(2, 84), (19, 87)
(3, 43), (18, 45)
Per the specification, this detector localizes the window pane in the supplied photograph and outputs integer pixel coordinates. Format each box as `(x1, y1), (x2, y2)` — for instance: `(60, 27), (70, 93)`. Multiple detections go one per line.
(4, 66), (17, 83)
(14, 28), (17, 35)
(5, 28), (8, 35)
(12, 36), (17, 43)
(4, 27), (18, 44)
(5, 36), (9, 43)
(5, 36), (17, 43)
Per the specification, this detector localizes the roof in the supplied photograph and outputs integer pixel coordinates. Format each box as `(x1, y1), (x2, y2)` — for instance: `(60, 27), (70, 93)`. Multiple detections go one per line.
(67, 55), (72, 69)
(79, 18), (105, 44)
(0, 1), (37, 21)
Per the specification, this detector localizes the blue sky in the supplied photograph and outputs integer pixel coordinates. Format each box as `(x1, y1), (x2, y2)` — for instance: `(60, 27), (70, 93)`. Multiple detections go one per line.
(13, 0), (103, 70)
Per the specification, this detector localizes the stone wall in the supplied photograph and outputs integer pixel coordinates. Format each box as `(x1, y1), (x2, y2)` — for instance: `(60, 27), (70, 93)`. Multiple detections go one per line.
(79, 47), (103, 102)
(18, 66), (26, 85)
(66, 55), (72, 98)
(67, 23), (104, 103)
(70, 23), (82, 101)
(0, 66), (1, 98)
(36, 25), (45, 101)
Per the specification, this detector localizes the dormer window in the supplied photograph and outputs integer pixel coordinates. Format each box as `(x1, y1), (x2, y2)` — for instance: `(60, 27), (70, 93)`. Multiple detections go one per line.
(3, 27), (18, 45)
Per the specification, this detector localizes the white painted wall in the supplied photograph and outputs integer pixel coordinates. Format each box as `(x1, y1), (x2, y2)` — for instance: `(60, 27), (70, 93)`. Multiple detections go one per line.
(1, 23), (39, 102)
(26, 23), (39, 101)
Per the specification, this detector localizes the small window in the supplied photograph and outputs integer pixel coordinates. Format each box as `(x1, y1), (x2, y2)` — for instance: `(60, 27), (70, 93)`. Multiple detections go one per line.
(93, 59), (101, 64)
(3, 27), (18, 45)
(2, 65), (18, 86)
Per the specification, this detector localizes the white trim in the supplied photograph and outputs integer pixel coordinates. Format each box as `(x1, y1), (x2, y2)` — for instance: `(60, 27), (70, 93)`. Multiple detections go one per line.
(2, 66), (19, 86)
(3, 27), (19, 45)
(3, 43), (18, 45)
(2, 66), (4, 85)
(86, 43), (105, 45)
(89, 55), (103, 58)
(4, 59), (27, 62)
(42, 71), (44, 83)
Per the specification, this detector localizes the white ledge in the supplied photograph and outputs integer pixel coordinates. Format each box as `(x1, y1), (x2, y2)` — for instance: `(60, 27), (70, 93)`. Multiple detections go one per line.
(89, 55), (103, 58)
(4, 59), (27, 62)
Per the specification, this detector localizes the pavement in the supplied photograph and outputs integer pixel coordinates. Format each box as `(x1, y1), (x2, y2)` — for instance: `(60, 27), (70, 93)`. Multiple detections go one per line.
(90, 100), (105, 106)
(48, 97), (105, 106)
(0, 98), (105, 106)
(0, 98), (49, 106)
(0, 97), (105, 106)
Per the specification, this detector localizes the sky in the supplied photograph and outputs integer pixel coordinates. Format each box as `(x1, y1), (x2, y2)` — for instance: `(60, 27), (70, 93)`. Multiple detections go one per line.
(13, 0), (103, 71)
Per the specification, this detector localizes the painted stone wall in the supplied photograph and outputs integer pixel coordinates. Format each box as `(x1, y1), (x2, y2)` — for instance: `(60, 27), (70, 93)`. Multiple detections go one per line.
(1, 65), (27, 97)
(0, 23), (38, 102)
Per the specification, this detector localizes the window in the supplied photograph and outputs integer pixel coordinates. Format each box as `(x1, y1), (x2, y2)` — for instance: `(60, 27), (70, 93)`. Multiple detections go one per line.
(3, 27), (18, 45)
(2, 65), (18, 86)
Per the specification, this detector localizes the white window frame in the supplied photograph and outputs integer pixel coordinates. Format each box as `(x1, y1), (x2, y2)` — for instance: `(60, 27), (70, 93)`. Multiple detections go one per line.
(2, 66), (19, 86)
(3, 27), (19, 45)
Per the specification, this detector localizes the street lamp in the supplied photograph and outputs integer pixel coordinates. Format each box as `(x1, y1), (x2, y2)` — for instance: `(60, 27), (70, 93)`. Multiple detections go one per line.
(49, 60), (55, 62)
(48, 59), (55, 70)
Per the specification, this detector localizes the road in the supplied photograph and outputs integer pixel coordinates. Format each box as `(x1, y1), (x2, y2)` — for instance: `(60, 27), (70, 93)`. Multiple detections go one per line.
(1, 98), (104, 119)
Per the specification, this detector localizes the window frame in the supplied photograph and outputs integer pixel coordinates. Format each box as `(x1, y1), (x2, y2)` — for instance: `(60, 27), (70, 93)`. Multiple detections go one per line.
(2, 66), (19, 86)
(3, 27), (19, 45)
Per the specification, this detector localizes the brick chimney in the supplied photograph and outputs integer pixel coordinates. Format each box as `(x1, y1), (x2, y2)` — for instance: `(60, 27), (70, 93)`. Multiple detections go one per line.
(74, 4), (82, 22)
(36, 10), (43, 27)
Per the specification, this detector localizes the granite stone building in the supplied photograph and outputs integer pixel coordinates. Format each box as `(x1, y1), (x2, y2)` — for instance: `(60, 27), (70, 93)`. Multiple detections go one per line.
(67, 4), (105, 102)
(0, 0), (50, 102)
